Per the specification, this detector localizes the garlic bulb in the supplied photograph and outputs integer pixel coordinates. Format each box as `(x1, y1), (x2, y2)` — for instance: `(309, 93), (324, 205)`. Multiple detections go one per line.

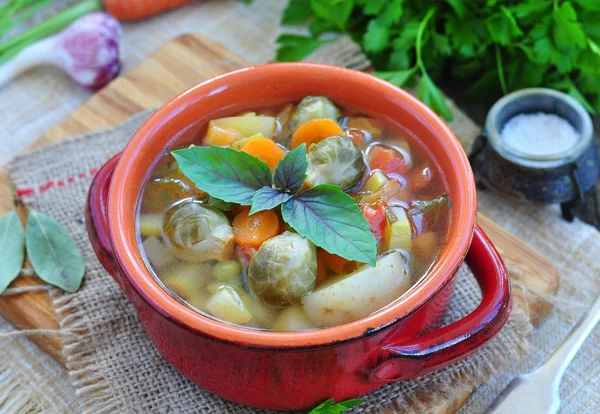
(0, 12), (122, 90)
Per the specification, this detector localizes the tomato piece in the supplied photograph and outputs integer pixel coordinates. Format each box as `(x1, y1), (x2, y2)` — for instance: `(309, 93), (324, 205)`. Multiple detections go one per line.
(237, 245), (258, 263)
(369, 145), (407, 175)
(409, 163), (433, 192)
(361, 202), (387, 245)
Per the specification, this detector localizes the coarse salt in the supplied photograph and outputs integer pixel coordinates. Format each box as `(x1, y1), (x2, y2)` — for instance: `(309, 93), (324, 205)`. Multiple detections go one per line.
(500, 112), (579, 157)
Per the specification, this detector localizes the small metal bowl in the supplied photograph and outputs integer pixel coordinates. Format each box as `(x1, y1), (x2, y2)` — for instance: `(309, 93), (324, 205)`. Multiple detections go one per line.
(470, 88), (600, 220)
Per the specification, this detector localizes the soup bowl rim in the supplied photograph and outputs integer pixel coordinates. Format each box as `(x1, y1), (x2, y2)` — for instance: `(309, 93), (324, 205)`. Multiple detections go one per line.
(107, 63), (477, 348)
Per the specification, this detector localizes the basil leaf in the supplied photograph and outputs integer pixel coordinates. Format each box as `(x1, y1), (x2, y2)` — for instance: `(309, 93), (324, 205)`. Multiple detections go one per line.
(282, 184), (377, 266)
(0, 211), (25, 293)
(250, 187), (292, 215)
(274, 143), (308, 193)
(172, 146), (272, 205)
(26, 210), (85, 293)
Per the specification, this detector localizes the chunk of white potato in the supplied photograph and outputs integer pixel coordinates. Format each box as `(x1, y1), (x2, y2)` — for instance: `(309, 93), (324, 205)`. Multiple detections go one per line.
(142, 236), (175, 269)
(238, 290), (278, 327)
(301, 251), (411, 327)
(206, 286), (252, 324)
(273, 306), (314, 332)
(212, 116), (276, 138)
(139, 214), (163, 237)
(161, 263), (209, 300)
(387, 206), (411, 252)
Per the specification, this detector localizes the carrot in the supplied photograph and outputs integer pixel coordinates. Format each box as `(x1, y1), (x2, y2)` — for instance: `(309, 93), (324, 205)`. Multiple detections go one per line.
(316, 256), (328, 287)
(240, 137), (287, 171)
(103, 0), (194, 21)
(317, 249), (356, 275)
(204, 122), (242, 147)
(232, 208), (281, 247)
(290, 119), (344, 149)
(369, 145), (408, 175)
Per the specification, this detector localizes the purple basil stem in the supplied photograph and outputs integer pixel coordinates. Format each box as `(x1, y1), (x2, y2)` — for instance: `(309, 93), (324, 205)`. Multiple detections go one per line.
(0, 13), (122, 90)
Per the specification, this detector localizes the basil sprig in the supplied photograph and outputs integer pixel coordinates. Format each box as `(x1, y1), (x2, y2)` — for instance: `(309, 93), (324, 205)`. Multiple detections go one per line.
(173, 144), (377, 266)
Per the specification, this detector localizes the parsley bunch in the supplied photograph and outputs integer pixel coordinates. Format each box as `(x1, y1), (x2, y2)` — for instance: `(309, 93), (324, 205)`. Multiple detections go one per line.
(276, 0), (600, 121)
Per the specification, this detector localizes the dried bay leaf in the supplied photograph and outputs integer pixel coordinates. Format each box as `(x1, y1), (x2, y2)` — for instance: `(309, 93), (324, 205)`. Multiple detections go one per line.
(26, 210), (85, 293)
(0, 211), (25, 293)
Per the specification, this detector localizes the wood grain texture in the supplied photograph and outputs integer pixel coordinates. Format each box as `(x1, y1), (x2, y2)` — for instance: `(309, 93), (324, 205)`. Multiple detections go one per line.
(0, 34), (559, 412)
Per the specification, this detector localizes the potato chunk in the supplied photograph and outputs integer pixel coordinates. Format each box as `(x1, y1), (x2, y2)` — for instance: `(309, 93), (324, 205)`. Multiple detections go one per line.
(301, 251), (411, 327)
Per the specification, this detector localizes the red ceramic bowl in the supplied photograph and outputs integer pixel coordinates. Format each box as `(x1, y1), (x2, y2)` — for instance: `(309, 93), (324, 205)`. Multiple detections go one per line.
(86, 63), (511, 410)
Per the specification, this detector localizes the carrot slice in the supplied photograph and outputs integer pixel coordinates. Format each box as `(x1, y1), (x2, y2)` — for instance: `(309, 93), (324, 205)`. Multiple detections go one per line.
(104, 0), (194, 21)
(232, 208), (281, 247)
(317, 249), (356, 275)
(290, 119), (344, 149)
(240, 137), (287, 170)
(316, 256), (328, 287)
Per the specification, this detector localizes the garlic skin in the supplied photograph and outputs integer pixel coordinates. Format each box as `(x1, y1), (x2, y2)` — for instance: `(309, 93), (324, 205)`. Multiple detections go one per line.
(55, 12), (122, 90)
(0, 12), (122, 90)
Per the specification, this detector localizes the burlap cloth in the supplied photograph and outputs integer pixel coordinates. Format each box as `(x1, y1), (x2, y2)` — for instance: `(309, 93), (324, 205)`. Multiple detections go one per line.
(1, 0), (600, 413)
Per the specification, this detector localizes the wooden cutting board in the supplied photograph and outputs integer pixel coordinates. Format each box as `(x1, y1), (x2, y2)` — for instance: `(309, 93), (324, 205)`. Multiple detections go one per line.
(0, 34), (559, 412)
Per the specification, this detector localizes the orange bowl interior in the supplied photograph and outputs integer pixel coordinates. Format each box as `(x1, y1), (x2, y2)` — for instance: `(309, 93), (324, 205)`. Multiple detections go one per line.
(108, 63), (477, 348)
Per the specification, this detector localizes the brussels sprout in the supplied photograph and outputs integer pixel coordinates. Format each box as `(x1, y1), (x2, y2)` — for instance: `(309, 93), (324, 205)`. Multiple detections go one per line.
(305, 135), (365, 190)
(161, 200), (234, 263)
(247, 232), (317, 306)
(291, 96), (341, 127)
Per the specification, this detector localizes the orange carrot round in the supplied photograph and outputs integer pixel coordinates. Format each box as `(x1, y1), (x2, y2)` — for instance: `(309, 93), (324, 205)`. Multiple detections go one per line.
(240, 137), (287, 170)
(317, 249), (356, 275)
(290, 119), (344, 149)
(232, 208), (281, 247)
(316, 257), (328, 287)
(103, 0), (194, 21)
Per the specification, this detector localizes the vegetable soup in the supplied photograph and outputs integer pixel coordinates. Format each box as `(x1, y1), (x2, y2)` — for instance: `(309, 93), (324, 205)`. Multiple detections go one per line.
(138, 96), (450, 331)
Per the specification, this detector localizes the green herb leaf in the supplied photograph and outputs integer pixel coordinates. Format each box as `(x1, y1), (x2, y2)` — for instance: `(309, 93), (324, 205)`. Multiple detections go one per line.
(276, 34), (329, 62)
(0, 211), (25, 293)
(310, 0), (353, 31)
(447, 0), (467, 18)
(416, 74), (453, 122)
(250, 187), (292, 215)
(274, 143), (308, 193)
(26, 210), (85, 293)
(363, 19), (390, 53)
(376, 0), (403, 27)
(445, 16), (482, 58)
(172, 146), (272, 205)
(553, 1), (587, 49)
(363, 0), (386, 15)
(282, 184), (377, 266)
(309, 397), (365, 413)
(485, 6), (523, 45)
(373, 67), (417, 88)
(282, 0), (312, 25)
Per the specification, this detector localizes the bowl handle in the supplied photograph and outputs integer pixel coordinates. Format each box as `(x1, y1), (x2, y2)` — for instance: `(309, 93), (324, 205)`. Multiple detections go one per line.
(86, 153), (124, 288)
(367, 225), (511, 383)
